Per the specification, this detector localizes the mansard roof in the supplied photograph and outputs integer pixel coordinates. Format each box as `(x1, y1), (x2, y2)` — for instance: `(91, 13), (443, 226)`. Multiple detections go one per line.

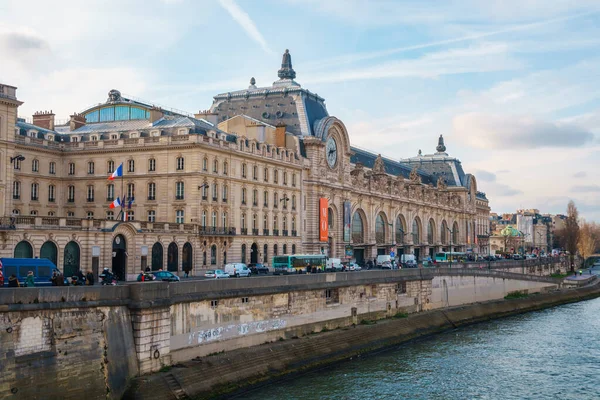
(350, 146), (434, 184)
(210, 50), (328, 137)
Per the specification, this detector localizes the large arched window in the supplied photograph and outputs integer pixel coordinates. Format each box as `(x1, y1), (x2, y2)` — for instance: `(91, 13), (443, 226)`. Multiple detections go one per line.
(395, 216), (405, 244)
(328, 208), (334, 229)
(427, 219), (435, 244)
(241, 244), (247, 264)
(412, 218), (421, 244)
(452, 222), (459, 244)
(441, 220), (448, 244)
(263, 244), (268, 263)
(375, 213), (386, 244)
(14, 240), (33, 258)
(352, 212), (364, 243)
(168, 242), (178, 272)
(152, 242), (163, 271)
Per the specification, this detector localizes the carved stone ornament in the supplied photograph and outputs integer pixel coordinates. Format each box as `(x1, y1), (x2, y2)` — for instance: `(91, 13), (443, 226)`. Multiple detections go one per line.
(409, 166), (421, 184)
(372, 154), (385, 174)
(437, 176), (447, 190)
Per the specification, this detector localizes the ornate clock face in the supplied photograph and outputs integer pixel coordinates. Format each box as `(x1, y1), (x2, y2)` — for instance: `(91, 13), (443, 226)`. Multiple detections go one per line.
(326, 137), (338, 168)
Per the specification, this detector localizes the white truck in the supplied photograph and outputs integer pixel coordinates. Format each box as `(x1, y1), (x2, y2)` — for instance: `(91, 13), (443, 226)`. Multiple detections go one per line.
(400, 254), (417, 268)
(326, 258), (343, 272)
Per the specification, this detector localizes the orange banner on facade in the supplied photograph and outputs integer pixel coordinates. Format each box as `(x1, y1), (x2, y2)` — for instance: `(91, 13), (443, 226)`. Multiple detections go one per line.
(319, 198), (328, 242)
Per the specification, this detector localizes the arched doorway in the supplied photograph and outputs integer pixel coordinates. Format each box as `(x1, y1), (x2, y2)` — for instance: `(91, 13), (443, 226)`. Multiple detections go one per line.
(412, 218), (421, 261)
(241, 244), (247, 264)
(151, 242), (163, 271)
(168, 242), (178, 272)
(40, 241), (58, 266)
(63, 241), (80, 277)
(250, 243), (258, 264)
(182, 242), (193, 274)
(14, 240), (33, 258)
(112, 235), (127, 281)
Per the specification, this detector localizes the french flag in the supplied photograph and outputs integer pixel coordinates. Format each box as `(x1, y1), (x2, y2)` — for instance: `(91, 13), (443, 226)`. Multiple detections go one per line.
(108, 163), (123, 180)
(109, 197), (122, 209)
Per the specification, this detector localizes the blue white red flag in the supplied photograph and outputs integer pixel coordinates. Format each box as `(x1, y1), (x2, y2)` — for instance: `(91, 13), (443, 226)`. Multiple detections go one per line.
(108, 163), (123, 180)
(109, 197), (121, 209)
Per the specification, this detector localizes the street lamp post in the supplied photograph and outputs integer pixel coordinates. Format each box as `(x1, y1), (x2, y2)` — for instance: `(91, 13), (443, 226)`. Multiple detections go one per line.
(10, 155), (26, 166)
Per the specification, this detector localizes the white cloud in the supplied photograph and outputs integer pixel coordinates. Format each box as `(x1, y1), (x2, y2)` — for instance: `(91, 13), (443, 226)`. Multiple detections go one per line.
(571, 185), (600, 193)
(218, 0), (273, 54)
(452, 113), (594, 150)
(475, 170), (497, 182)
(304, 42), (523, 84)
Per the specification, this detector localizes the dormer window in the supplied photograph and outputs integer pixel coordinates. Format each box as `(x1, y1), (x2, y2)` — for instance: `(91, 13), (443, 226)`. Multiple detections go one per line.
(72, 137), (78, 143)
(28, 130), (37, 138)
(178, 128), (188, 135)
(90, 135), (98, 141)
(46, 134), (54, 141)
(111, 134), (118, 140)
(150, 130), (160, 137)
(130, 132), (139, 138)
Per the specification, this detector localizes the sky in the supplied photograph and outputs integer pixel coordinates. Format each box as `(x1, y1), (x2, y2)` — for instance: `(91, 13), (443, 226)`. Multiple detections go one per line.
(1, 0), (600, 221)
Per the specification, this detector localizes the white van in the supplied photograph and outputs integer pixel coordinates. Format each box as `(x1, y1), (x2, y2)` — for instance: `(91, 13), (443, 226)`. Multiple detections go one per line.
(376, 255), (393, 268)
(224, 263), (251, 277)
(326, 258), (343, 272)
(401, 254), (417, 268)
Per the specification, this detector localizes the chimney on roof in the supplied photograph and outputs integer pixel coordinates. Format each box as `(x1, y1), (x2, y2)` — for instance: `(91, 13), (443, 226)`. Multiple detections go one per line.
(195, 109), (218, 126)
(150, 106), (164, 123)
(69, 113), (86, 131)
(32, 110), (55, 130)
(275, 124), (286, 148)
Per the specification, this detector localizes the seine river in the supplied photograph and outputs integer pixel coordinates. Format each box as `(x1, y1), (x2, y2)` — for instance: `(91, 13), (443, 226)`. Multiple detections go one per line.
(242, 296), (600, 400)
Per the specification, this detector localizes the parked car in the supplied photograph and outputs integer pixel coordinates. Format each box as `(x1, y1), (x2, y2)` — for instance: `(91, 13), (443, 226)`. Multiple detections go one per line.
(214, 269), (230, 279)
(248, 263), (269, 274)
(343, 262), (361, 271)
(152, 271), (180, 282)
(380, 261), (393, 270)
(512, 254), (523, 260)
(136, 272), (156, 282)
(205, 270), (216, 278)
(224, 263), (251, 277)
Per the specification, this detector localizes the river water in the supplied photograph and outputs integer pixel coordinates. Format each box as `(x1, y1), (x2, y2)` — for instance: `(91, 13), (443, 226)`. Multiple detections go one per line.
(242, 296), (600, 400)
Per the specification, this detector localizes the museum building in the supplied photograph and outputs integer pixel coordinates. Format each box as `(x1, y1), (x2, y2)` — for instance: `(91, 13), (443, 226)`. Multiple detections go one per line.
(0, 50), (489, 280)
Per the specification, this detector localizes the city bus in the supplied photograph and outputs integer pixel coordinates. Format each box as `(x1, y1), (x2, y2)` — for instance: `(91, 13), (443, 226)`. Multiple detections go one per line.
(272, 254), (327, 274)
(435, 252), (467, 263)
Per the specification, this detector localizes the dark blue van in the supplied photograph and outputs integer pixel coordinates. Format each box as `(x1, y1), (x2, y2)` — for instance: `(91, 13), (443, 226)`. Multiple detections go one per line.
(1, 258), (61, 286)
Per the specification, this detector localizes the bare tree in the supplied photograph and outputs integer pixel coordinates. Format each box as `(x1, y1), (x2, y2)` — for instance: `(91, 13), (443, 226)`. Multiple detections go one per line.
(563, 201), (580, 272)
(578, 221), (600, 268)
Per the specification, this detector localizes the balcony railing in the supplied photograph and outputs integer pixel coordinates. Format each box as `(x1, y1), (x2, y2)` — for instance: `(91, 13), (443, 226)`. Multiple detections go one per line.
(283, 230), (288, 236)
(292, 230), (297, 236)
(202, 196), (208, 201)
(147, 196), (155, 201)
(175, 195), (184, 200)
(241, 228), (248, 235)
(263, 229), (269, 236)
(198, 227), (236, 236)
(273, 229), (279, 236)
(107, 197), (114, 201)
(13, 195), (20, 200)
(86, 198), (94, 202)
(67, 199), (75, 203)
(48, 198), (55, 203)
(252, 228), (259, 235)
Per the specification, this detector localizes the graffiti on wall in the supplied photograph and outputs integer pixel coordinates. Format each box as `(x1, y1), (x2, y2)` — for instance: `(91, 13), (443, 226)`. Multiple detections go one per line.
(187, 318), (287, 345)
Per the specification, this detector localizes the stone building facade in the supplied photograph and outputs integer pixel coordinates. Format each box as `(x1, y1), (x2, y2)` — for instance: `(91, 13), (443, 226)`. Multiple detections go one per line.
(0, 50), (489, 280)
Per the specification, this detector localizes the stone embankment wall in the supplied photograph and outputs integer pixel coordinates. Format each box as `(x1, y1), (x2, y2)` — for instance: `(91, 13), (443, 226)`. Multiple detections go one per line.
(126, 280), (600, 400)
(0, 258), (567, 399)
(0, 287), (137, 400)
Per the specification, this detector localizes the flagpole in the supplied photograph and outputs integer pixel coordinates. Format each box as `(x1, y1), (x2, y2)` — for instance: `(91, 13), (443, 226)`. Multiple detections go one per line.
(121, 165), (125, 221)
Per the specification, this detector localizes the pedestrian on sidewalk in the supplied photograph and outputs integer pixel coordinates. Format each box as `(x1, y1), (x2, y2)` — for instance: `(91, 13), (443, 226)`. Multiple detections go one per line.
(25, 271), (35, 287)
